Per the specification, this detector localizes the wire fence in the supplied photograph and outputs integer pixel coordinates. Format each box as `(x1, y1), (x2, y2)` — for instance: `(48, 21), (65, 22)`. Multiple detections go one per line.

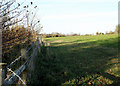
(1, 37), (42, 86)
(6, 46), (32, 69)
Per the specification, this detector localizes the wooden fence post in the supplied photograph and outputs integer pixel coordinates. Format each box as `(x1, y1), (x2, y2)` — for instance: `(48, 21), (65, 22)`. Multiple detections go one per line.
(39, 37), (42, 44)
(17, 48), (27, 84)
(39, 37), (42, 47)
(0, 63), (7, 86)
(46, 42), (50, 58)
(30, 42), (35, 72)
(21, 48), (27, 60)
(37, 37), (40, 53)
(28, 42), (35, 82)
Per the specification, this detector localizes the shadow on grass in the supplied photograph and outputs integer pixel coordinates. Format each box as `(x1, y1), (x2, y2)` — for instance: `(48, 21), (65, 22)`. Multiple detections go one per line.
(32, 37), (119, 86)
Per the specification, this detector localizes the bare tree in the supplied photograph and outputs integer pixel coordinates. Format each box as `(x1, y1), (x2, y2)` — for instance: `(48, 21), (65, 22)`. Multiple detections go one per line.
(0, 0), (42, 31)
(0, 0), (25, 29)
(1, 0), (42, 59)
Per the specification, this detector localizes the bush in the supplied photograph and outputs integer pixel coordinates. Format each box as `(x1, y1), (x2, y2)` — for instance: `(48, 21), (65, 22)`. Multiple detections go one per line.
(2, 25), (35, 63)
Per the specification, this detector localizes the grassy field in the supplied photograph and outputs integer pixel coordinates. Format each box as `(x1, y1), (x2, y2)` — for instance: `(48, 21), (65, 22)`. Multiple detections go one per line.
(33, 34), (119, 86)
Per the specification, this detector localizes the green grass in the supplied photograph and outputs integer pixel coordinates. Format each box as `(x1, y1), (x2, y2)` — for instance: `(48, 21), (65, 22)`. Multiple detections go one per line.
(33, 34), (119, 86)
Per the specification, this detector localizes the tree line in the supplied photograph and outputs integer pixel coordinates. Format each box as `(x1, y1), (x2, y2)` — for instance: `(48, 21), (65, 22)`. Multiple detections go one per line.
(40, 25), (119, 38)
(96, 25), (120, 35)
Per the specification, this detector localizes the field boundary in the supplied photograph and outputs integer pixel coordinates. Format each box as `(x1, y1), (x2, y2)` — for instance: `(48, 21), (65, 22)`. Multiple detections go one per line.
(1, 37), (42, 85)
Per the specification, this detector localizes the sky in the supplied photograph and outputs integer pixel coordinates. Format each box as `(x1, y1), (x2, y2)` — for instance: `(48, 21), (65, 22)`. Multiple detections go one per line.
(22, 0), (118, 35)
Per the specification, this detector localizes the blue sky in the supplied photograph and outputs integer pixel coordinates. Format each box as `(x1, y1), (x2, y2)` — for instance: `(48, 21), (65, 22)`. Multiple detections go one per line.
(23, 0), (118, 35)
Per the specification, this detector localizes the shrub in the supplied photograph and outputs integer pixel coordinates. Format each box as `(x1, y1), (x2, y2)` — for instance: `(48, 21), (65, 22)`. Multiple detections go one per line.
(2, 25), (35, 63)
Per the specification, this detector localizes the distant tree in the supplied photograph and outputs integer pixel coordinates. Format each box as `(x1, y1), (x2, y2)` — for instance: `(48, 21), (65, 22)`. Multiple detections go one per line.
(102, 33), (104, 35)
(109, 31), (113, 34)
(115, 25), (120, 34)
(96, 32), (99, 35)
(99, 32), (102, 35)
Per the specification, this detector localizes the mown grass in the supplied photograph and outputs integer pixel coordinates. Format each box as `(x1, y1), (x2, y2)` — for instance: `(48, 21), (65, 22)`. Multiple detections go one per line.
(33, 34), (119, 86)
